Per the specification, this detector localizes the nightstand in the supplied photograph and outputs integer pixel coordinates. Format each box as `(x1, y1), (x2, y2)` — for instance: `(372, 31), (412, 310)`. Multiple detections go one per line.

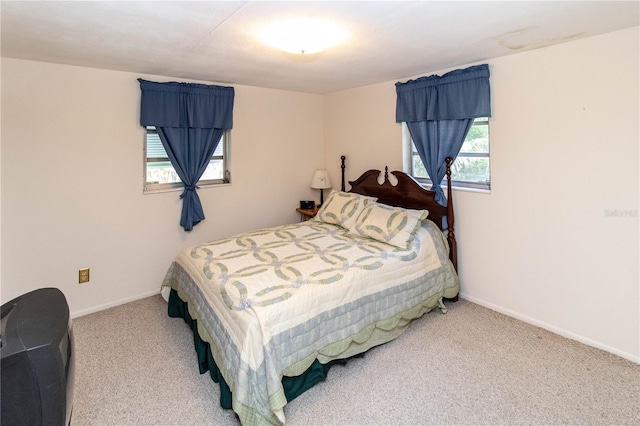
(296, 207), (319, 221)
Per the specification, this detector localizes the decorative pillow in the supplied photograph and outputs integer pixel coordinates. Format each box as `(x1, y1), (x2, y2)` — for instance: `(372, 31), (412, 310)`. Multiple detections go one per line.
(315, 191), (378, 230)
(351, 203), (429, 249)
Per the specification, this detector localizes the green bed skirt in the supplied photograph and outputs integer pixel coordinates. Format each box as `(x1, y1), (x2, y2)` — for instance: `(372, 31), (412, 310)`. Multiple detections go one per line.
(167, 289), (360, 409)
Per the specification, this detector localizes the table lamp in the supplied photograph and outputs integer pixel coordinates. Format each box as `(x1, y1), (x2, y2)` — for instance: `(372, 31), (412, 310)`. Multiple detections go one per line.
(310, 169), (332, 206)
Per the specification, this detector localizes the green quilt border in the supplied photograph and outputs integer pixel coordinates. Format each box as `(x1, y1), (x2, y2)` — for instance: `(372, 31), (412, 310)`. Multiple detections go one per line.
(167, 289), (360, 410)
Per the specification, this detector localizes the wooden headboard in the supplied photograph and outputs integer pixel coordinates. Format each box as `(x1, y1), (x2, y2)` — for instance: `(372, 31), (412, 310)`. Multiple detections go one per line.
(340, 155), (457, 271)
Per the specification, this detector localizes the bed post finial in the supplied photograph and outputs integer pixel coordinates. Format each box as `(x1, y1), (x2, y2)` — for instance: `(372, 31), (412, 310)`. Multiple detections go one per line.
(384, 166), (389, 182)
(341, 156), (346, 191)
(445, 157), (457, 272)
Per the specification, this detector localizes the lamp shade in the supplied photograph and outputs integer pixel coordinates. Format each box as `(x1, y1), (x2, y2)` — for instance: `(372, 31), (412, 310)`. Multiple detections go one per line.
(310, 169), (332, 189)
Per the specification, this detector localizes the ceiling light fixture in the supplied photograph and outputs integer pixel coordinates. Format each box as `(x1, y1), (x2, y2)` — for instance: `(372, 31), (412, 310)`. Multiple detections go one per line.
(261, 19), (347, 55)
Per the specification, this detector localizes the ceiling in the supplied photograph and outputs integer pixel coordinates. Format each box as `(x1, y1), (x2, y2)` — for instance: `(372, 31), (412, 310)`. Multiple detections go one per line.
(1, 1), (638, 94)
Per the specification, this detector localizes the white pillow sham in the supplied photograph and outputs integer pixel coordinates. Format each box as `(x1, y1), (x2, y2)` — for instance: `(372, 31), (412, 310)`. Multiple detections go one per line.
(351, 203), (429, 250)
(315, 191), (378, 230)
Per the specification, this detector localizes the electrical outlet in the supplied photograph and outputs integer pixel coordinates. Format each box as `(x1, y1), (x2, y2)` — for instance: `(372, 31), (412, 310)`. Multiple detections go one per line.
(79, 268), (90, 284)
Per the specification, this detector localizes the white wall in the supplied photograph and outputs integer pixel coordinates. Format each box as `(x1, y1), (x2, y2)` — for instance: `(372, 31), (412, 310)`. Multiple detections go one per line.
(1, 59), (324, 316)
(324, 27), (639, 362)
(2, 27), (637, 363)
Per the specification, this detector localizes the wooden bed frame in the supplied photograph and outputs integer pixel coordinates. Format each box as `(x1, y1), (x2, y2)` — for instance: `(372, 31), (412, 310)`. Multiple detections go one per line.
(339, 155), (458, 272)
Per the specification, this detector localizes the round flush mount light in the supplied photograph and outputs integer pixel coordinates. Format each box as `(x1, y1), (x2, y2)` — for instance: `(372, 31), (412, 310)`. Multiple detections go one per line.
(261, 18), (347, 55)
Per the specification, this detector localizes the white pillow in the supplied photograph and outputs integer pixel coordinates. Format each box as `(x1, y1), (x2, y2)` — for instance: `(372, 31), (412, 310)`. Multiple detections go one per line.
(351, 203), (429, 249)
(315, 191), (378, 230)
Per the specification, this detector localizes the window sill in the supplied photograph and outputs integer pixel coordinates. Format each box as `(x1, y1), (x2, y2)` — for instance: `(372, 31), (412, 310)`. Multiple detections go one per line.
(448, 185), (491, 195)
(414, 181), (491, 195)
(144, 182), (231, 195)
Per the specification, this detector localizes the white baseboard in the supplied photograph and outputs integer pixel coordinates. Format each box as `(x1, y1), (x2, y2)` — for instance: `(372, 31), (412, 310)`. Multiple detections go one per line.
(71, 289), (161, 319)
(459, 292), (640, 365)
(70, 288), (639, 364)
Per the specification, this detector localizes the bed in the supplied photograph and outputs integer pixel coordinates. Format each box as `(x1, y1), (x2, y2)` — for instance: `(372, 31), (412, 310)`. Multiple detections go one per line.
(161, 156), (460, 425)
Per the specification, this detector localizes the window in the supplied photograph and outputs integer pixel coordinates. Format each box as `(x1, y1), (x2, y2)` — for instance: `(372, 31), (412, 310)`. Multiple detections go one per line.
(405, 117), (490, 191)
(144, 127), (230, 193)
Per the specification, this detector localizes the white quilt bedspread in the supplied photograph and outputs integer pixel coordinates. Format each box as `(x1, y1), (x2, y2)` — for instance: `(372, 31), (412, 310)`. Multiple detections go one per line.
(162, 219), (459, 425)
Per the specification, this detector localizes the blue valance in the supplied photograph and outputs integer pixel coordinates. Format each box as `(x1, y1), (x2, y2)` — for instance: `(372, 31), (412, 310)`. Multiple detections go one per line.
(395, 64), (491, 122)
(138, 79), (234, 129)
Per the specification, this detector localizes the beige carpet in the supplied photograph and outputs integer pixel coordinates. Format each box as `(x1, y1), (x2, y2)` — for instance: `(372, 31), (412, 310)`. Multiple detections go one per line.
(70, 295), (639, 426)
